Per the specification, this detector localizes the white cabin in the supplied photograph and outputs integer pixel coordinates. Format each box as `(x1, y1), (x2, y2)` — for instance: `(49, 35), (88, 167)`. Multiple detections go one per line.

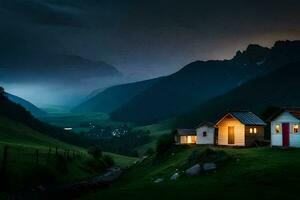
(215, 111), (266, 146)
(270, 108), (300, 148)
(174, 129), (197, 145)
(196, 122), (215, 145)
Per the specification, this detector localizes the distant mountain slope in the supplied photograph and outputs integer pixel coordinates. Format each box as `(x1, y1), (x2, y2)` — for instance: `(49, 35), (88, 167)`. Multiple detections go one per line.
(111, 41), (300, 124)
(72, 78), (161, 113)
(5, 93), (47, 117)
(175, 61), (300, 128)
(0, 54), (121, 84)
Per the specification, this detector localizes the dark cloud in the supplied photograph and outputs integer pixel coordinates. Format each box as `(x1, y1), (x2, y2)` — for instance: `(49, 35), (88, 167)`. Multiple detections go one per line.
(1, 0), (299, 75)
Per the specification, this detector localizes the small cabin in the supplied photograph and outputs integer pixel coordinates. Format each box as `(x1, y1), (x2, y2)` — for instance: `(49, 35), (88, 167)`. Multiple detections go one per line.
(269, 108), (300, 148)
(215, 111), (266, 146)
(196, 122), (215, 145)
(174, 129), (197, 144)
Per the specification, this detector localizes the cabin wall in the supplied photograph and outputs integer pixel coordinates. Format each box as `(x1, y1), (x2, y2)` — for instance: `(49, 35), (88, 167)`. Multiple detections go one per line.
(196, 126), (215, 145)
(217, 116), (245, 146)
(271, 112), (300, 147)
(244, 126), (264, 146)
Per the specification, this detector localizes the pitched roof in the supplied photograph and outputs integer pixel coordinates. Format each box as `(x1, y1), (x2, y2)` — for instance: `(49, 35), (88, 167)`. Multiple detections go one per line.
(286, 108), (300, 120)
(269, 107), (300, 121)
(175, 129), (196, 136)
(196, 121), (215, 128)
(217, 111), (266, 126)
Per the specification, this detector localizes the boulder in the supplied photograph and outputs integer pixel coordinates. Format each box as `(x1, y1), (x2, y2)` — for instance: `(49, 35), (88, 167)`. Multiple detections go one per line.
(170, 173), (180, 180)
(154, 178), (164, 183)
(186, 164), (201, 176)
(203, 162), (216, 171)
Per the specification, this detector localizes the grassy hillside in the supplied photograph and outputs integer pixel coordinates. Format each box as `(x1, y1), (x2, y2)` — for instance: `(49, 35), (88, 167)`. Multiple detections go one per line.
(72, 78), (160, 113)
(111, 41), (300, 124)
(0, 119), (135, 195)
(0, 116), (73, 148)
(0, 93), (136, 195)
(5, 93), (47, 118)
(81, 146), (300, 200)
(176, 61), (300, 128)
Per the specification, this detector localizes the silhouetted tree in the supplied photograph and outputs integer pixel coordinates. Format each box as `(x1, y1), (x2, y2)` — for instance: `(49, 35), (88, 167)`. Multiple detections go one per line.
(0, 87), (4, 96)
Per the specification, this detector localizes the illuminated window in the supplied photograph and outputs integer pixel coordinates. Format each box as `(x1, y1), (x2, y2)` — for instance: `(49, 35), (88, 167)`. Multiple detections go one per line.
(187, 136), (197, 144)
(187, 136), (192, 143)
(254, 128), (257, 134)
(250, 128), (253, 133)
(203, 131), (207, 137)
(275, 125), (280, 133)
(293, 124), (299, 133)
(180, 136), (187, 144)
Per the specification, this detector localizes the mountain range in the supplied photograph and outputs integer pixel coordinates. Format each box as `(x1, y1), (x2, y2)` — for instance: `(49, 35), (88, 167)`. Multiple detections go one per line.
(175, 61), (300, 128)
(4, 93), (47, 117)
(72, 78), (161, 113)
(76, 40), (300, 124)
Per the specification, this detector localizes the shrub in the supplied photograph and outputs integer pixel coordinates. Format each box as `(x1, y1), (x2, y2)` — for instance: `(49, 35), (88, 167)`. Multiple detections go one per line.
(85, 158), (107, 172)
(145, 148), (155, 156)
(55, 154), (68, 174)
(156, 133), (174, 156)
(0, 87), (4, 96)
(88, 146), (103, 159)
(103, 155), (115, 167)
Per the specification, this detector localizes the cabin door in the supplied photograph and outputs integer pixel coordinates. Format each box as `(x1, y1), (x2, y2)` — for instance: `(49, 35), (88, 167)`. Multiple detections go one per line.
(228, 126), (235, 145)
(282, 123), (290, 147)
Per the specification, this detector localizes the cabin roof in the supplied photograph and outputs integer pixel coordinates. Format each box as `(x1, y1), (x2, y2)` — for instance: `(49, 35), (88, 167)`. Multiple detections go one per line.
(269, 107), (300, 121)
(175, 129), (196, 136)
(216, 111), (266, 126)
(196, 121), (215, 128)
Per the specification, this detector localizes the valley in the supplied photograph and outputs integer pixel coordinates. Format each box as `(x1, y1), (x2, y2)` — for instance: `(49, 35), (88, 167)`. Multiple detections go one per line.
(1, 1), (300, 199)
(1, 40), (300, 199)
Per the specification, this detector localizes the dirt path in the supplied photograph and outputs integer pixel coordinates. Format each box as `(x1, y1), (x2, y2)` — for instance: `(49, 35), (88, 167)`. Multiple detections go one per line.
(10, 167), (123, 200)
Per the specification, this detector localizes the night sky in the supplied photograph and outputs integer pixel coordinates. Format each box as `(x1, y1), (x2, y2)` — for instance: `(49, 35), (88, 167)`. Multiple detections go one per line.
(0, 0), (300, 106)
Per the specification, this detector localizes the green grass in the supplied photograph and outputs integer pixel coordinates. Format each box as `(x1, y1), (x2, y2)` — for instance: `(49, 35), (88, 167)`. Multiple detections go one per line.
(105, 152), (137, 167)
(0, 116), (77, 148)
(81, 146), (300, 200)
(133, 119), (173, 154)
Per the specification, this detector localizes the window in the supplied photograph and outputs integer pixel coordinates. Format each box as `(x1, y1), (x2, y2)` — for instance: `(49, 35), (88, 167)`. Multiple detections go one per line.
(275, 125), (280, 133)
(187, 136), (192, 143)
(250, 128), (257, 134)
(186, 136), (197, 144)
(203, 131), (207, 137)
(180, 136), (187, 144)
(293, 124), (299, 133)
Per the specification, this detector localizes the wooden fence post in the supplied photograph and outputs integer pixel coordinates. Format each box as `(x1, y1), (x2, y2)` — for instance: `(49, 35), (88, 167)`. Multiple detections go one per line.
(47, 147), (51, 164)
(0, 145), (9, 189)
(36, 149), (39, 165)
